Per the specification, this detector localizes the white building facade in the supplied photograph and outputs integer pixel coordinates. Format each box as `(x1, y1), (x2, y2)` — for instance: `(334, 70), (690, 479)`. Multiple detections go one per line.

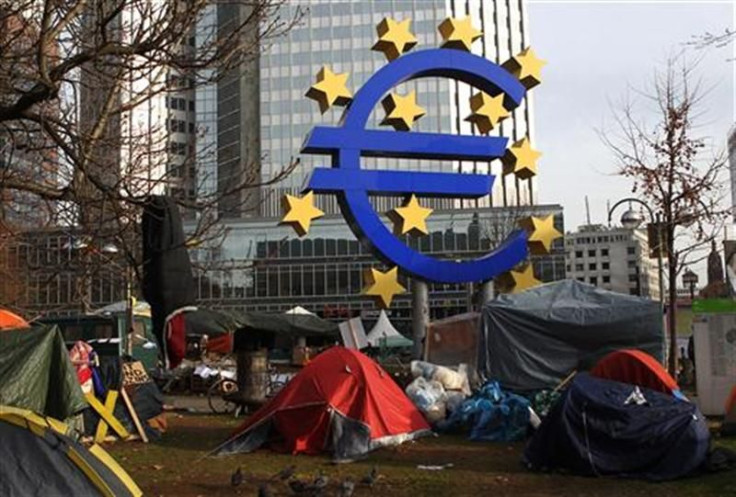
(565, 225), (661, 300)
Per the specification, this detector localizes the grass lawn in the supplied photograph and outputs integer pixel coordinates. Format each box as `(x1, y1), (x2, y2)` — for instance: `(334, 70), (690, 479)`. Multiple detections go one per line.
(107, 413), (736, 497)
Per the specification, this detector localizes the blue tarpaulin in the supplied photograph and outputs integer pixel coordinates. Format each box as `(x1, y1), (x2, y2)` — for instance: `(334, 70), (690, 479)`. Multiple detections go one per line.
(438, 381), (530, 442)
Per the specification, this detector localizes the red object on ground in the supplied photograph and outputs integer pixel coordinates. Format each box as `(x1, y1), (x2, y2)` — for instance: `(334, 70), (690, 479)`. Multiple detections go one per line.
(591, 349), (679, 395)
(0, 309), (29, 330)
(216, 347), (430, 460)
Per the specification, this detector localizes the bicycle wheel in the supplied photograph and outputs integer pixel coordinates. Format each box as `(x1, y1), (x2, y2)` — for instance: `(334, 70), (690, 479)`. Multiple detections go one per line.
(207, 378), (238, 414)
(268, 380), (286, 398)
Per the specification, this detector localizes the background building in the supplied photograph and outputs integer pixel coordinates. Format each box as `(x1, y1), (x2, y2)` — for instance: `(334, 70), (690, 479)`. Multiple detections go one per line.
(565, 224), (660, 299)
(186, 0), (563, 326)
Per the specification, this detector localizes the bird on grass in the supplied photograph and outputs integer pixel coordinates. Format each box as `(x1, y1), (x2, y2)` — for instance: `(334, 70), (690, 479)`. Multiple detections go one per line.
(338, 477), (355, 497)
(273, 464), (297, 481)
(360, 466), (379, 487)
(258, 483), (274, 497)
(311, 471), (329, 494)
(288, 477), (310, 494)
(231, 467), (243, 487)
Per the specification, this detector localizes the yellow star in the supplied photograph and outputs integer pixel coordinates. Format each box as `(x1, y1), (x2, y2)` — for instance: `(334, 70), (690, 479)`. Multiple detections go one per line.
(438, 17), (482, 51)
(380, 90), (426, 131)
(363, 267), (406, 308)
(518, 215), (562, 255)
(372, 17), (418, 61)
(502, 47), (546, 90)
(502, 137), (541, 179)
(465, 92), (511, 135)
(280, 191), (324, 237)
(389, 195), (433, 236)
(305, 66), (352, 114)
(497, 264), (541, 294)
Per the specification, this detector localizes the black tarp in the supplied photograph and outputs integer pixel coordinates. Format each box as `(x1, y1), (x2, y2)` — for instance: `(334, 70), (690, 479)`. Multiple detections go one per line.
(524, 373), (709, 481)
(141, 195), (196, 353)
(0, 325), (87, 420)
(479, 280), (663, 391)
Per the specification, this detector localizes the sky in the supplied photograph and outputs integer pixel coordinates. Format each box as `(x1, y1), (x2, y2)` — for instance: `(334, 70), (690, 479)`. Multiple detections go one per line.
(527, 0), (735, 237)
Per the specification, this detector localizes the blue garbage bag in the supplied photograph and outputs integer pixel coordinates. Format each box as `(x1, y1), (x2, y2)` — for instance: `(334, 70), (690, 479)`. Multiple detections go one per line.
(438, 381), (530, 442)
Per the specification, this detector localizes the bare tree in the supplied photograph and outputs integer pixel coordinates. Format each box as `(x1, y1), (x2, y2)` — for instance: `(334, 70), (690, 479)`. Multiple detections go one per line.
(0, 0), (302, 312)
(602, 55), (728, 375)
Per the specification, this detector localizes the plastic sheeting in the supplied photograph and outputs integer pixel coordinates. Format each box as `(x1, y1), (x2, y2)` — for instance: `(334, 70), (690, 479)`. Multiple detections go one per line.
(479, 280), (664, 391)
(438, 381), (530, 442)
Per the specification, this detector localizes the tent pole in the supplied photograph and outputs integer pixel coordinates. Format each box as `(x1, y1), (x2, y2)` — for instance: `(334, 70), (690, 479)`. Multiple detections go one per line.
(412, 280), (428, 360)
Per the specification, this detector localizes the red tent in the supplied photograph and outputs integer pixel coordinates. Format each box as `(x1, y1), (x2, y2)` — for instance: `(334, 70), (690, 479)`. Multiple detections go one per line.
(591, 349), (680, 395)
(214, 347), (430, 461)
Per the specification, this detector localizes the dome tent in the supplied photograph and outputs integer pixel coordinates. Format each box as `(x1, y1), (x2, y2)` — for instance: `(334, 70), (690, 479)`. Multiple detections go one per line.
(214, 347), (430, 462)
(591, 349), (681, 396)
(524, 373), (709, 481)
(0, 405), (141, 496)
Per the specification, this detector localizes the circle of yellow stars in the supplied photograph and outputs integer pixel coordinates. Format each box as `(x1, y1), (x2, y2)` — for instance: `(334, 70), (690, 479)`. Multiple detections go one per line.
(284, 15), (551, 307)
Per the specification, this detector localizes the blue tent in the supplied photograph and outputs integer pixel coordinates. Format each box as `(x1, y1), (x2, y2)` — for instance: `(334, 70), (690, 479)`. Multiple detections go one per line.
(524, 373), (709, 481)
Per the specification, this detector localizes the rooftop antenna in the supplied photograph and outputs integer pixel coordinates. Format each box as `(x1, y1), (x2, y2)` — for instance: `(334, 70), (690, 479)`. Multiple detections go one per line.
(585, 196), (592, 226)
(606, 199), (611, 227)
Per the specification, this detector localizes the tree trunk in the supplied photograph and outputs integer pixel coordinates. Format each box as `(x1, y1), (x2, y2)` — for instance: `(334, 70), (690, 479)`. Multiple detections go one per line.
(667, 242), (678, 377)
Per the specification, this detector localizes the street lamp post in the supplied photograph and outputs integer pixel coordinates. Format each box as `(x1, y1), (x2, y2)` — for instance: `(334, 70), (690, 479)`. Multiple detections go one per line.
(682, 269), (699, 301)
(608, 198), (670, 372)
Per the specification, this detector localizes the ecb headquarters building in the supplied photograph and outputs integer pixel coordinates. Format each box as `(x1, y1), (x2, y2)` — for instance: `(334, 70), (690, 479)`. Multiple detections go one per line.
(190, 0), (565, 330)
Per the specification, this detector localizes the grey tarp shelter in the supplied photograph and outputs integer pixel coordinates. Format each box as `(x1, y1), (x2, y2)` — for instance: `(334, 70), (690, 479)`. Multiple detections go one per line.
(0, 325), (87, 420)
(478, 280), (664, 391)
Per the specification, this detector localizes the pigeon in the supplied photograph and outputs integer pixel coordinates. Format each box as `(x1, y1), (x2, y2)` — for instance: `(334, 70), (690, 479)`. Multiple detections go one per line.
(338, 477), (355, 497)
(288, 477), (310, 494)
(359, 466), (379, 487)
(311, 471), (329, 494)
(258, 483), (274, 497)
(230, 467), (244, 487)
(274, 464), (297, 481)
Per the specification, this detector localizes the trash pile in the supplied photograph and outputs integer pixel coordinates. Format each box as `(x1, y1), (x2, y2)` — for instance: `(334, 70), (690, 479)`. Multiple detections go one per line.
(404, 360), (471, 424)
(404, 360), (531, 442)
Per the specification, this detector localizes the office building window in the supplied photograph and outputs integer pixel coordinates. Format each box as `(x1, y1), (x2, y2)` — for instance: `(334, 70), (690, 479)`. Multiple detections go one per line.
(602, 262), (609, 270)
(575, 264), (583, 271)
(628, 274), (638, 282)
(627, 260), (636, 268)
(588, 249), (596, 257)
(589, 263), (597, 271)
(627, 246), (636, 255)
(601, 248), (609, 257)
(589, 276), (598, 285)
(575, 250), (582, 258)
(603, 275), (610, 283)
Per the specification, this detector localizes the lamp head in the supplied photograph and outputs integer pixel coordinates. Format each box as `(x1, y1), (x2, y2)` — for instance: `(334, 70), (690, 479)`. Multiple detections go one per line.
(620, 208), (644, 229)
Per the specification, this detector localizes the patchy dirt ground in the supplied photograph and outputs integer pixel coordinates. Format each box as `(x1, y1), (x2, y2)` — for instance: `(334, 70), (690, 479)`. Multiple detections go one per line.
(108, 413), (736, 497)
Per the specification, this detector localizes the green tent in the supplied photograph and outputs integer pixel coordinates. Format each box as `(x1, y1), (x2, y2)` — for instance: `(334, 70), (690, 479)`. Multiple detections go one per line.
(0, 325), (87, 420)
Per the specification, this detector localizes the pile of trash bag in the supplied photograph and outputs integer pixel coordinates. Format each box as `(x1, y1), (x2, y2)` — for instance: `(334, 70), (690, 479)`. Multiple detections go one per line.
(437, 381), (531, 442)
(404, 361), (471, 424)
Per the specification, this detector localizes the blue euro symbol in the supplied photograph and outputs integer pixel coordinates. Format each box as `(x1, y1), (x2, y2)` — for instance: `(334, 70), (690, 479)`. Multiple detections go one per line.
(302, 49), (529, 284)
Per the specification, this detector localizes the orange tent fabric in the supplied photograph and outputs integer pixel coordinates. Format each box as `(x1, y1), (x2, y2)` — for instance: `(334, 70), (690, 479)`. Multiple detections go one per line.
(0, 309), (29, 330)
(591, 349), (679, 395)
